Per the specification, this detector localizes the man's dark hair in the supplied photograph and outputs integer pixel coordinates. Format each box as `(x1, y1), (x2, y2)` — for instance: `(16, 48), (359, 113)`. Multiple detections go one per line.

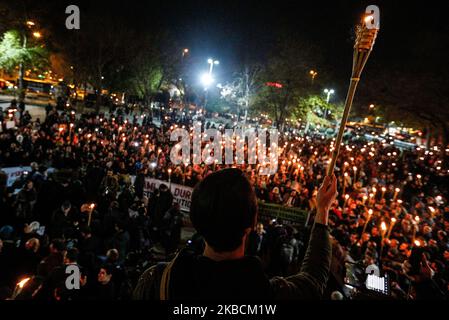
(101, 264), (114, 276)
(62, 201), (71, 210)
(190, 168), (257, 252)
(51, 239), (66, 252)
(65, 248), (79, 263)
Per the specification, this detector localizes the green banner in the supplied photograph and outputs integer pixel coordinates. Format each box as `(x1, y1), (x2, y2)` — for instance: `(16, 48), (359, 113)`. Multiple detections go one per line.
(257, 202), (309, 226)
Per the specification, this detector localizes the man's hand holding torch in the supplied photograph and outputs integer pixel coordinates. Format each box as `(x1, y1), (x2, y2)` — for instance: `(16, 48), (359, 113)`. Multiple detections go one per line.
(316, 174), (338, 226)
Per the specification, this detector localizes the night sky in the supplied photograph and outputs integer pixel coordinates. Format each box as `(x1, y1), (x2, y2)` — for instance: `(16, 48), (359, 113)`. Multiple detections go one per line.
(5, 0), (449, 104)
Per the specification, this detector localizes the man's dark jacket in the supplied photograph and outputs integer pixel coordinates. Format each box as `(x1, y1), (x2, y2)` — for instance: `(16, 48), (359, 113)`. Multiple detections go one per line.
(133, 223), (331, 300)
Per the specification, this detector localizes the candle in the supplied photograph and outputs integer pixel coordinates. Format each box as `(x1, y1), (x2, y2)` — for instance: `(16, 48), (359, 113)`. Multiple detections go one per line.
(17, 277), (31, 288)
(386, 217), (396, 238)
(381, 221), (387, 235)
(362, 209), (373, 234)
(381, 186), (386, 199)
(88, 203), (95, 227)
(393, 187), (400, 201)
(362, 195), (368, 205)
(369, 193), (374, 205)
(343, 172), (348, 195)
(168, 168), (172, 187)
(343, 194), (350, 211)
(353, 166), (358, 184)
(380, 221), (388, 256)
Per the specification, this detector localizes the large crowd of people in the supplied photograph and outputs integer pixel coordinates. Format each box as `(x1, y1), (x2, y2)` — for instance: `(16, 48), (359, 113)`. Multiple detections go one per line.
(0, 99), (448, 300)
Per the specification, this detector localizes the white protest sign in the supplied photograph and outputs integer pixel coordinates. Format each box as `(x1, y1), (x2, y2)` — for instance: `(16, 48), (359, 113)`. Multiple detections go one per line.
(143, 177), (193, 212)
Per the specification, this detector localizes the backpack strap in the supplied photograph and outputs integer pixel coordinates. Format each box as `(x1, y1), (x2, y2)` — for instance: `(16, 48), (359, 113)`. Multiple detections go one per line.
(159, 252), (180, 300)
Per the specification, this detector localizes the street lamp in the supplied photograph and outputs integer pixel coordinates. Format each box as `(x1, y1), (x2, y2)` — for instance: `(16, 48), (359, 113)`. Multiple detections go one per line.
(207, 58), (219, 74)
(26, 21), (35, 26)
(309, 70), (318, 85)
(324, 88), (335, 103)
(182, 48), (189, 58)
(201, 58), (219, 112)
(32, 31), (42, 38)
(200, 73), (214, 88)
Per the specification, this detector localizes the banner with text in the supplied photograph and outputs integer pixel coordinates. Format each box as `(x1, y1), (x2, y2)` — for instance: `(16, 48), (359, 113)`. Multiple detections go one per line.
(142, 178), (308, 226)
(1, 166), (32, 187)
(143, 178), (193, 212)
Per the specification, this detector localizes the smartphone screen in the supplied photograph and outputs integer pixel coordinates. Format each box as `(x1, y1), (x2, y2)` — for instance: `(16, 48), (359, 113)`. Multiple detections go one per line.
(365, 274), (390, 295)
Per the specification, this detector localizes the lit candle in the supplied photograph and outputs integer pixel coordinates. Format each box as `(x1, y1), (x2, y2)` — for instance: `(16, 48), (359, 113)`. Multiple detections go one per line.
(393, 187), (400, 201)
(386, 217), (396, 238)
(88, 203), (95, 227)
(380, 221), (388, 243)
(380, 221), (388, 256)
(343, 172), (348, 195)
(362, 209), (373, 234)
(381, 186), (386, 199)
(343, 194), (350, 210)
(353, 166), (358, 184)
(17, 277), (31, 289)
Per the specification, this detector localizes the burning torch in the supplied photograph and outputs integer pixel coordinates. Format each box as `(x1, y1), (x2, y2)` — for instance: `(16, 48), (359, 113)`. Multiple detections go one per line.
(327, 7), (380, 176)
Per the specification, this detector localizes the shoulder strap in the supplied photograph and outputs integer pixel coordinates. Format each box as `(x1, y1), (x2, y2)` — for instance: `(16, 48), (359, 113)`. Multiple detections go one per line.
(159, 252), (180, 300)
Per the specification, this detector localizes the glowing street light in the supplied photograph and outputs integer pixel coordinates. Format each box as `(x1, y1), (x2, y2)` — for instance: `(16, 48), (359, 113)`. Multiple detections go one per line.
(309, 70), (318, 84)
(32, 31), (42, 38)
(324, 88), (335, 103)
(182, 48), (189, 58)
(207, 58), (219, 74)
(26, 21), (35, 26)
(200, 73), (214, 88)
